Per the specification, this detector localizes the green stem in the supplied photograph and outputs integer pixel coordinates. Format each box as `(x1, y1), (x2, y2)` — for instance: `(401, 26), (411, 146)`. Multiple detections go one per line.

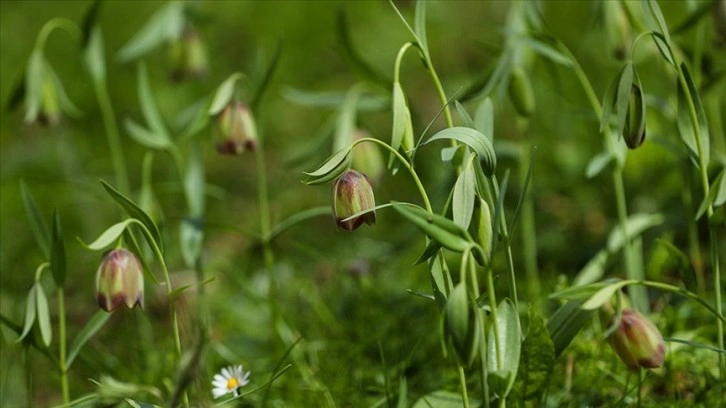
(423, 58), (454, 128)
(457, 366), (471, 408)
(394, 43), (414, 84)
(467, 253), (488, 408)
(356, 137), (432, 212)
(94, 78), (129, 194)
(489, 177), (519, 309)
(35, 18), (81, 52)
(636, 368), (642, 407)
(57, 289), (69, 405)
(129, 219), (187, 406)
(674, 60), (722, 377)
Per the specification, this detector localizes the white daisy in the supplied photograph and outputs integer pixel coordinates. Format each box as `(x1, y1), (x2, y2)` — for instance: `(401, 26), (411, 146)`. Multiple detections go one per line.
(212, 365), (250, 399)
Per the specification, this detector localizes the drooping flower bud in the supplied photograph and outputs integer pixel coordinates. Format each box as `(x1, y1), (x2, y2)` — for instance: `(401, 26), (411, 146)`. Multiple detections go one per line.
(603, 308), (666, 371)
(216, 102), (258, 155)
(96, 249), (144, 312)
(333, 170), (376, 231)
(443, 283), (480, 367)
(508, 66), (535, 117)
(168, 26), (209, 82)
(623, 83), (646, 149)
(352, 129), (385, 183)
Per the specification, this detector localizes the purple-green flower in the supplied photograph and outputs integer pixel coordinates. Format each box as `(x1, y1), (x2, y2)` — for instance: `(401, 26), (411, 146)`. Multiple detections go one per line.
(333, 170), (376, 231)
(96, 249), (144, 312)
(606, 308), (666, 371)
(216, 102), (258, 155)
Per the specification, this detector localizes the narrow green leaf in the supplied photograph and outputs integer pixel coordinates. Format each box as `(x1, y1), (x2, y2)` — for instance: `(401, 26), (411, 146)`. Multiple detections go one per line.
(614, 62), (634, 137)
(581, 281), (629, 310)
(251, 39), (283, 110)
(642, 0), (671, 43)
(585, 152), (613, 179)
(83, 26), (106, 83)
(695, 169), (724, 220)
(396, 376), (408, 408)
(487, 298), (521, 398)
(607, 212), (664, 252)
(303, 145), (353, 184)
(101, 180), (164, 254)
(412, 390), (469, 408)
(17, 285), (37, 343)
(425, 127), (496, 176)
(549, 280), (617, 301)
(520, 36), (573, 67)
(473, 97), (494, 141)
(80, 0), (102, 46)
(509, 146), (536, 234)
(20, 180), (51, 259)
(546, 300), (593, 357)
(124, 118), (170, 150)
(413, 240), (442, 266)
(454, 100), (475, 129)
(50, 210), (66, 286)
(208, 73), (244, 115)
(452, 154), (476, 229)
(665, 337), (726, 354)
(66, 310), (111, 368)
(680, 63), (710, 169)
(82, 220), (132, 251)
(649, 32), (675, 67)
(116, 1), (184, 62)
(392, 203), (471, 252)
(715, 166), (726, 207)
(671, 1), (718, 35)
(414, 0), (429, 57)
(137, 63), (170, 140)
(391, 82), (413, 166)
(35, 284), (52, 347)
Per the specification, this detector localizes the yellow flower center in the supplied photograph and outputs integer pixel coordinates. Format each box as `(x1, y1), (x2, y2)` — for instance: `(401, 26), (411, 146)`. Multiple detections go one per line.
(226, 377), (238, 390)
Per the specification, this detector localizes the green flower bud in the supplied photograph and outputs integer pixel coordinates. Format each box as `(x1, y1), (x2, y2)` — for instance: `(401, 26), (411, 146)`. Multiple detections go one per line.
(444, 283), (480, 366)
(604, 308), (666, 371)
(333, 170), (376, 231)
(469, 198), (492, 266)
(168, 26), (208, 82)
(352, 129), (385, 183)
(216, 102), (258, 155)
(39, 73), (61, 126)
(623, 84), (646, 149)
(96, 249), (144, 312)
(508, 66), (535, 117)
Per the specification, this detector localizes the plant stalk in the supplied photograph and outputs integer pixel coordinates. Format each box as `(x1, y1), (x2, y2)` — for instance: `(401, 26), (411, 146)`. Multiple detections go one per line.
(57, 289), (69, 405)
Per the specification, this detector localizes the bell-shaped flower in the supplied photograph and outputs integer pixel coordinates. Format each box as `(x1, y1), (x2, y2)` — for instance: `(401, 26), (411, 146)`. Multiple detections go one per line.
(216, 102), (258, 155)
(606, 308), (666, 371)
(96, 249), (144, 312)
(333, 170), (376, 231)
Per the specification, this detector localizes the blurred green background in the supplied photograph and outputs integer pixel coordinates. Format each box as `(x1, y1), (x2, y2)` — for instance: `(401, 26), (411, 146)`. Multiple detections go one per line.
(1, 0), (724, 406)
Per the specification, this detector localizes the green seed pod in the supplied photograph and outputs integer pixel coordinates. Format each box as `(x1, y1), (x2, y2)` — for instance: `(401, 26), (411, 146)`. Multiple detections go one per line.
(469, 198), (492, 266)
(508, 66), (536, 117)
(623, 83), (646, 149)
(443, 283), (481, 366)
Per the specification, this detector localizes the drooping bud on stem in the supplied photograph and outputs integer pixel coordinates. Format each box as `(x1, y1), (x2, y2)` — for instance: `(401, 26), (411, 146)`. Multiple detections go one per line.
(216, 102), (258, 155)
(623, 83), (646, 149)
(602, 307), (666, 371)
(96, 249), (144, 312)
(508, 65), (535, 117)
(333, 170), (376, 231)
(168, 25), (209, 82)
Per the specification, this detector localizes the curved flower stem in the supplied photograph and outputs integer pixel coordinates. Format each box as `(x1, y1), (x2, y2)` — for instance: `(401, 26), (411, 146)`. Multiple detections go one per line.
(355, 137), (432, 213)
(57, 288), (69, 404)
(255, 140), (279, 327)
(34, 18), (81, 52)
